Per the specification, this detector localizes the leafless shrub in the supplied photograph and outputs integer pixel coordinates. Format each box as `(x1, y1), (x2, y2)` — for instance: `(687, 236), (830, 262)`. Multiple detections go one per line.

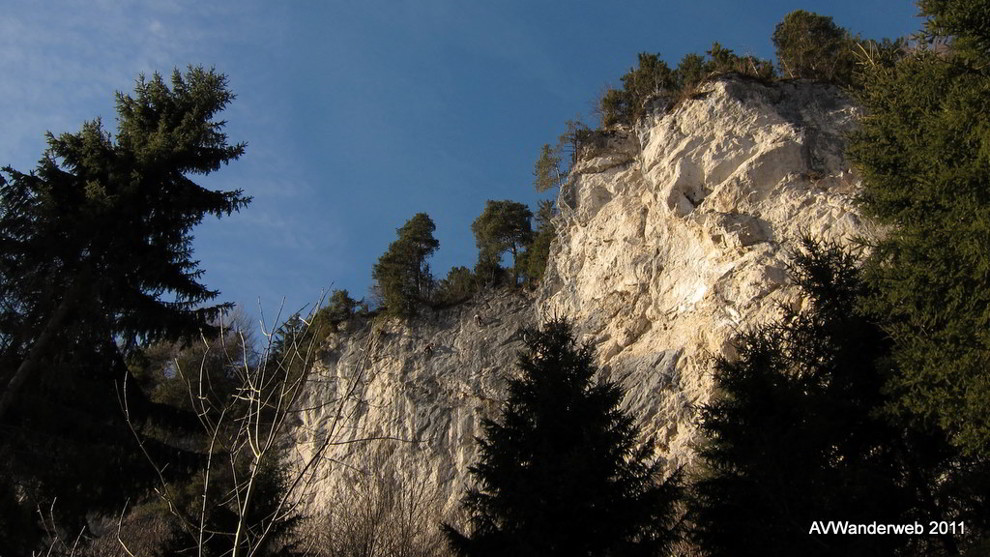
(118, 296), (388, 556)
(301, 457), (451, 557)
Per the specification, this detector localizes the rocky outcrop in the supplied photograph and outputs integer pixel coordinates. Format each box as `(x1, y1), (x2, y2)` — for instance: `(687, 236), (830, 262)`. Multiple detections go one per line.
(292, 290), (536, 514)
(542, 77), (865, 465)
(292, 77), (869, 516)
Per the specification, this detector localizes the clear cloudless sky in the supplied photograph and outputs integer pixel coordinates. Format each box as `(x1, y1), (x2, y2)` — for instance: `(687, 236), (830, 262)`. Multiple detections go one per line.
(2, 0), (922, 328)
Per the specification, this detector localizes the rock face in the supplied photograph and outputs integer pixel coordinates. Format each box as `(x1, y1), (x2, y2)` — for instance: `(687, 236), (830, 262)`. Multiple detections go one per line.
(292, 291), (537, 514)
(292, 77), (868, 517)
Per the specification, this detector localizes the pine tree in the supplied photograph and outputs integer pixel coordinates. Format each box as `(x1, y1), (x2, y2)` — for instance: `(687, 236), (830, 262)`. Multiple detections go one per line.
(372, 213), (439, 317)
(772, 10), (856, 83)
(436, 266), (479, 306)
(324, 289), (359, 323)
(674, 53), (709, 91)
(519, 200), (555, 286)
(471, 200), (533, 287)
(445, 319), (682, 557)
(532, 144), (564, 192)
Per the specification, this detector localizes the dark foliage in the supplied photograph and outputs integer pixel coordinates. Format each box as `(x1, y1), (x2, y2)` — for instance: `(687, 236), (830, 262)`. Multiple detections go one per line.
(773, 10), (858, 83)
(435, 266), (480, 306)
(445, 319), (682, 557)
(323, 289), (361, 324)
(848, 0), (990, 457)
(0, 67), (249, 542)
(691, 238), (989, 556)
(599, 46), (773, 128)
(124, 317), (305, 556)
(471, 201), (533, 287)
(920, 0), (990, 61)
(519, 200), (555, 287)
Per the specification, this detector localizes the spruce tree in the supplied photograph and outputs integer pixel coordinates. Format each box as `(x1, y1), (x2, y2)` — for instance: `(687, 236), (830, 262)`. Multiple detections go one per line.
(0, 67), (250, 535)
(0, 67), (249, 419)
(691, 239), (987, 556)
(848, 0), (990, 456)
(445, 319), (682, 557)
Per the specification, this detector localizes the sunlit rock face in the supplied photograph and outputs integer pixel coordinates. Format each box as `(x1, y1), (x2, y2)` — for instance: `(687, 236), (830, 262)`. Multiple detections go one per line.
(292, 76), (868, 516)
(292, 290), (536, 515)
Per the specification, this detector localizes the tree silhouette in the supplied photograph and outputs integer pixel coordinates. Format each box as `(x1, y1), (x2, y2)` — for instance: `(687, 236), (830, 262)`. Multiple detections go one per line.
(0, 68), (250, 536)
(446, 318), (681, 557)
(690, 239), (987, 556)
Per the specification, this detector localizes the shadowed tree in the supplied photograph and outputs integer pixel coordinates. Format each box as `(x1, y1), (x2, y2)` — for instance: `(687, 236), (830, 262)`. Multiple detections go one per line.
(445, 318), (682, 557)
(848, 0), (990, 457)
(690, 239), (989, 556)
(0, 67), (250, 419)
(0, 67), (250, 537)
(519, 200), (555, 286)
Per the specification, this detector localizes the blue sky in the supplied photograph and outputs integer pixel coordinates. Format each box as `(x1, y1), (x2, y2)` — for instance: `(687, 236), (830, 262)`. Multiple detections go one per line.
(2, 1), (922, 327)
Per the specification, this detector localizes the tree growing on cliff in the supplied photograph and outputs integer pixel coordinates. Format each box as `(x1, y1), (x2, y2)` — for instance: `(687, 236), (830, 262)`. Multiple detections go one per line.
(705, 42), (775, 80)
(325, 289), (360, 322)
(772, 10), (856, 83)
(519, 200), (555, 286)
(435, 266), (479, 306)
(372, 213), (439, 317)
(444, 318), (682, 557)
(847, 0), (990, 457)
(533, 143), (564, 193)
(599, 47), (773, 128)
(600, 52), (677, 127)
(471, 200), (532, 287)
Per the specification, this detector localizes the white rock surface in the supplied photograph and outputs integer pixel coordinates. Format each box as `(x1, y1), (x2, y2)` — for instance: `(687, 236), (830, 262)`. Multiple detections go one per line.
(291, 77), (869, 517)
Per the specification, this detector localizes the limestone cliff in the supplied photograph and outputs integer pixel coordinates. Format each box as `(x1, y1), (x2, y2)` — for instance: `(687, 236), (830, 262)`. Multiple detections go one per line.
(292, 77), (869, 516)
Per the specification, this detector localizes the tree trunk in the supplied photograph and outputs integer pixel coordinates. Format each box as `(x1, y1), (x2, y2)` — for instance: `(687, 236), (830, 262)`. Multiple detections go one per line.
(511, 245), (518, 286)
(0, 277), (85, 421)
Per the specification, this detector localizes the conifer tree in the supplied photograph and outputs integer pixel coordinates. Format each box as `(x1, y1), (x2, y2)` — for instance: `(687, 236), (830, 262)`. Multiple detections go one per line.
(471, 200), (532, 287)
(328, 289), (359, 320)
(372, 213), (439, 317)
(0, 67), (250, 534)
(533, 143), (564, 193)
(519, 200), (555, 286)
(674, 53), (709, 91)
(0, 67), (249, 419)
(772, 10), (856, 83)
(436, 266), (478, 305)
(600, 53), (676, 127)
(848, 0), (990, 456)
(445, 319), (682, 557)
(691, 239), (987, 556)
